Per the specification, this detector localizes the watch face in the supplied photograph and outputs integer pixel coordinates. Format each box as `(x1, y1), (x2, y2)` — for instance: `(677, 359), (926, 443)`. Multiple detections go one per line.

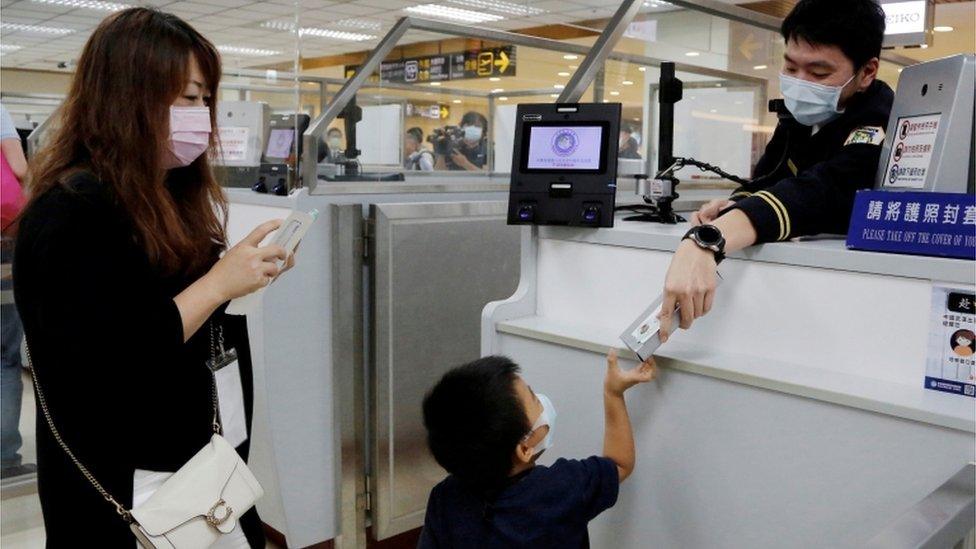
(697, 225), (721, 245)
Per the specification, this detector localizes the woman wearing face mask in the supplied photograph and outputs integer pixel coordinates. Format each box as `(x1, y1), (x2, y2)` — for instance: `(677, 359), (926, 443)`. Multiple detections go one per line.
(435, 111), (488, 172)
(13, 8), (291, 546)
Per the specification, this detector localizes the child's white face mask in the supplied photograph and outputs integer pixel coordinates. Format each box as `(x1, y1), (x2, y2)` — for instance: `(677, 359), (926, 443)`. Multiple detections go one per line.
(524, 393), (557, 456)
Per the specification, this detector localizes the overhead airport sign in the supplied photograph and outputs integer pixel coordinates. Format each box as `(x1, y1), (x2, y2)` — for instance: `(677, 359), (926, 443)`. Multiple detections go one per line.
(346, 46), (516, 84)
(880, 0), (934, 48)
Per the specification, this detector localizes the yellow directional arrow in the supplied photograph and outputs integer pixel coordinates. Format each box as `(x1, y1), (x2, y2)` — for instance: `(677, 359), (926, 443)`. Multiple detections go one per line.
(440, 105), (449, 119)
(494, 50), (510, 74)
(739, 33), (760, 61)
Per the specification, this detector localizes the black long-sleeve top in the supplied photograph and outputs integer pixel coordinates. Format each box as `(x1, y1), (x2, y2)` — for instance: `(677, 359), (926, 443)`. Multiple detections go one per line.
(14, 172), (265, 547)
(729, 79), (894, 242)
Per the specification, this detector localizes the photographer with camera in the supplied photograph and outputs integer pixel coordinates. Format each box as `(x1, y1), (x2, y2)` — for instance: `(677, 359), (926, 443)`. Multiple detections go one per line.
(433, 111), (488, 171)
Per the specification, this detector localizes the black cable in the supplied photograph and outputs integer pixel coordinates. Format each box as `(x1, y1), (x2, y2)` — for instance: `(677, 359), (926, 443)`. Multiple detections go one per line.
(677, 157), (751, 185)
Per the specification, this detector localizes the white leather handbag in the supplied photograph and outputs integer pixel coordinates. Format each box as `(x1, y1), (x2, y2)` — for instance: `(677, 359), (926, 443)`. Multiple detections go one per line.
(27, 322), (264, 548)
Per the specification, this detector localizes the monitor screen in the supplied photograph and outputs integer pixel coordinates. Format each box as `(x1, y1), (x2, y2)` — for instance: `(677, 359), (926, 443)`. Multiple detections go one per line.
(266, 128), (295, 159)
(523, 124), (607, 172)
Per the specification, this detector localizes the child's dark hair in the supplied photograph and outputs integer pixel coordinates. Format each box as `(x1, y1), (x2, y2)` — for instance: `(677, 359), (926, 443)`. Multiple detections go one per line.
(781, 0), (885, 70)
(422, 356), (530, 490)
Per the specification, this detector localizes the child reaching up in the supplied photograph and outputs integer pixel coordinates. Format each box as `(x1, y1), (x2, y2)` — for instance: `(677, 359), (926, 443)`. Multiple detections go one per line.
(419, 349), (657, 548)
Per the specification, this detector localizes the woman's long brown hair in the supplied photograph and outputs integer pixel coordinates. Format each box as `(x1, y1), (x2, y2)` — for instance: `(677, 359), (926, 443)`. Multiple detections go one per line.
(26, 7), (226, 277)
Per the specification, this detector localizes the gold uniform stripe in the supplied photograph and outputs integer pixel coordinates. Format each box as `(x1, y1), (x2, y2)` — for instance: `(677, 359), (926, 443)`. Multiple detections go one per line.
(730, 191), (752, 199)
(787, 158), (798, 176)
(756, 191), (792, 240)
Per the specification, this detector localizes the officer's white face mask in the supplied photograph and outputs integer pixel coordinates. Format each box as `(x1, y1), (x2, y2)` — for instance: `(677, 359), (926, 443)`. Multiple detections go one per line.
(523, 393), (556, 457)
(779, 72), (856, 126)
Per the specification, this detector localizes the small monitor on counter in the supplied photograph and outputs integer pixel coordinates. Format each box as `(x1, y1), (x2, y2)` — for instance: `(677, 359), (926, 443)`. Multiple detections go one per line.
(508, 103), (621, 227)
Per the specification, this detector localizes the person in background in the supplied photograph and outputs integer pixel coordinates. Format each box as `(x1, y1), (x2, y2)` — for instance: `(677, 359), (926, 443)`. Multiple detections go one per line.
(618, 124), (641, 159)
(419, 350), (657, 547)
(435, 111), (488, 171)
(658, 0), (892, 341)
(14, 8), (295, 544)
(324, 127), (344, 163)
(404, 127), (434, 172)
(0, 101), (32, 479)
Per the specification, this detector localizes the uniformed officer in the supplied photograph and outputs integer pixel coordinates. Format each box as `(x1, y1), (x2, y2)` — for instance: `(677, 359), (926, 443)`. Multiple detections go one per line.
(660, 0), (893, 339)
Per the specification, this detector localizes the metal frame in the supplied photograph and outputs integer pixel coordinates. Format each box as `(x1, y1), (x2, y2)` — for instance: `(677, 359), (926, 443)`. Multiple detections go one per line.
(865, 463), (975, 549)
(557, 0), (642, 103)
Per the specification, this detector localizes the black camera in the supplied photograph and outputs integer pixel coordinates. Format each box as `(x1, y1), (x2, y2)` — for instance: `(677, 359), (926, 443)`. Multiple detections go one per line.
(427, 125), (463, 157)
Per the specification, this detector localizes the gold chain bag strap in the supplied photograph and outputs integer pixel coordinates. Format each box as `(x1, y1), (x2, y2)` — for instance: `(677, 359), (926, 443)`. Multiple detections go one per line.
(27, 320), (264, 548)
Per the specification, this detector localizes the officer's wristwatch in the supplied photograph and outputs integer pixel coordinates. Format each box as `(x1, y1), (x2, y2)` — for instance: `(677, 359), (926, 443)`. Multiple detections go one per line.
(682, 224), (726, 264)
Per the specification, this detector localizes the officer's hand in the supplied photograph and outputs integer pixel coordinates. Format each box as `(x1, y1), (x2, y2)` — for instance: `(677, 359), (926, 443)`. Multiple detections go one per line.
(658, 239), (719, 341)
(690, 199), (735, 226)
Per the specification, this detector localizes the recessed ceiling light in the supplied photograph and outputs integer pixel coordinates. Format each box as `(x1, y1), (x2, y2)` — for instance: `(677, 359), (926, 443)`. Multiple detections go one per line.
(563, 54), (578, 60)
(404, 4), (504, 23)
(261, 21), (375, 41)
(299, 27), (376, 41)
(0, 22), (74, 35)
(491, 88), (504, 93)
(447, 0), (544, 16)
(609, 90), (620, 96)
(217, 45), (281, 57)
(498, 96), (508, 101)
(710, 109), (717, 113)
(934, 25), (953, 33)
(638, 67), (646, 72)
(715, 83), (722, 87)
(753, 64), (767, 70)
(550, 93), (559, 98)
(31, 0), (129, 11)
(489, 77), (500, 81)
(685, 51), (700, 57)
(920, 44), (929, 49)
(558, 71), (570, 77)
(602, 99), (610, 103)
(553, 84), (565, 89)
(452, 99), (462, 103)
(335, 18), (383, 31)
(622, 80), (633, 85)
(430, 82), (441, 86)
(568, 64), (578, 69)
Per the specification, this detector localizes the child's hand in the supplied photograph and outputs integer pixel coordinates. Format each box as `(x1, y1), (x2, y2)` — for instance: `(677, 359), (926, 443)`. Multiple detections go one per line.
(604, 349), (658, 396)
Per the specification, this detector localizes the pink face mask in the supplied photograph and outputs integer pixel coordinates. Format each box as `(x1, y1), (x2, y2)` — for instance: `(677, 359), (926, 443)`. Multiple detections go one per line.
(163, 106), (211, 169)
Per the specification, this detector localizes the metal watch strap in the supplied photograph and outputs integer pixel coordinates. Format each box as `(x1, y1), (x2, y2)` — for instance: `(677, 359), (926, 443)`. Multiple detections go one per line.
(25, 318), (225, 523)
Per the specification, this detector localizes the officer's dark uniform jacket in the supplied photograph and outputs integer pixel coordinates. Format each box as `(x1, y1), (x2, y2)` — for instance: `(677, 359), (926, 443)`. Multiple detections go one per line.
(729, 79), (894, 243)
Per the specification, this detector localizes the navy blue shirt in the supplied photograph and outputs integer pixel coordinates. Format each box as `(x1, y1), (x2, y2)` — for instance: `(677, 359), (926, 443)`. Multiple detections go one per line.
(419, 456), (619, 548)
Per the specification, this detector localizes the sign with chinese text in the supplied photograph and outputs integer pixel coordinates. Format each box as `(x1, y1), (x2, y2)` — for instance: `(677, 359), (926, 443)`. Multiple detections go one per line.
(345, 46), (516, 84)
(847, 190), (976, 259)
(926, 285), (975, 397)
(882, 113), (941, 189)
(216, 126), (249, 163)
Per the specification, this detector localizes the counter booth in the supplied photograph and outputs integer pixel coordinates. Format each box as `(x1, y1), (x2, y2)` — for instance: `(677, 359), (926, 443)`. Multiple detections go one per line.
(9, 0), (973, 547)
(214, 3), (788, 547)
(209, 5), (976, 549)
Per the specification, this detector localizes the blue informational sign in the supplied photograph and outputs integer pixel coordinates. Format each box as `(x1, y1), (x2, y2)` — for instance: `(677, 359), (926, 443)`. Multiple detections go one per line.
(846, 190), (976, 259)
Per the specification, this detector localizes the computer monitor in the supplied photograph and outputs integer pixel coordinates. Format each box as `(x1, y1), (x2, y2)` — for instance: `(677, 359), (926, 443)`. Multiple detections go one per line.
(508, 103), (621, 227)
